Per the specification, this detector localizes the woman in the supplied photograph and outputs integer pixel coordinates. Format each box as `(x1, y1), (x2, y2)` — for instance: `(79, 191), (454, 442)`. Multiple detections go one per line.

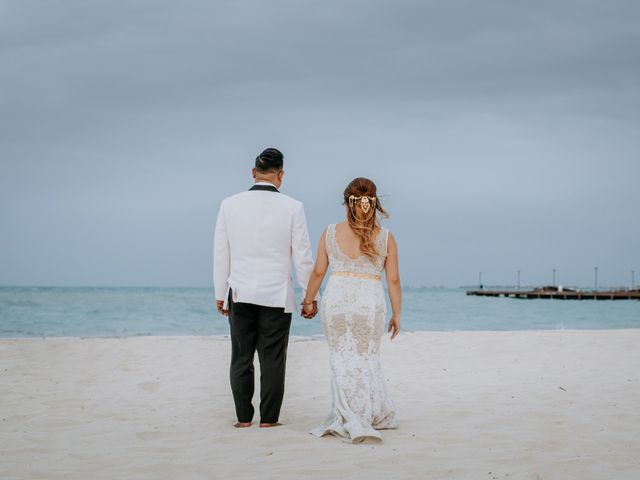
(302, 177), (401, 443)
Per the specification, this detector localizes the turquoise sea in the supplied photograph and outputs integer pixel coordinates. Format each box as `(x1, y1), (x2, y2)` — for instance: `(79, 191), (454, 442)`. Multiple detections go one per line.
(1, 287), (639, 338)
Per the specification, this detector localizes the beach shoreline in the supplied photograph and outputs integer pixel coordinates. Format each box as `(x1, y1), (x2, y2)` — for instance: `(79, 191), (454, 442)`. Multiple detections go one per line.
(3, 326), (640, 341)
(1, 330), (639, 479)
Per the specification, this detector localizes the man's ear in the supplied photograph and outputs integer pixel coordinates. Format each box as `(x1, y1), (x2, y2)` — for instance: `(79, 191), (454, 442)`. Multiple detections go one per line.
(278, 170), (284, 181)
(252, 168), (257, 179)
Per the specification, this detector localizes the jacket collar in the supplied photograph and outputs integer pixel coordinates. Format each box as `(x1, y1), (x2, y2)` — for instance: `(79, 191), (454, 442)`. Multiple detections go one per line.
(249, 183), (279, 192)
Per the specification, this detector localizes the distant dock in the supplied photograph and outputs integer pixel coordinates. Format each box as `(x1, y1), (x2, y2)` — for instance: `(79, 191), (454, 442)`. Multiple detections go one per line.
(466, 287), (640, 300)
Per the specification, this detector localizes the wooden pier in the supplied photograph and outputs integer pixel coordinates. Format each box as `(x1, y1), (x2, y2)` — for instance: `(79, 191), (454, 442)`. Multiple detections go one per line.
(466, 287), (640, 300)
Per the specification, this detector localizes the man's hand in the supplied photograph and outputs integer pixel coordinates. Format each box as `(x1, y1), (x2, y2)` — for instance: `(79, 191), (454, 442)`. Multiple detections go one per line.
(216, 300), (229, 316)
(301, 301), (318, 319)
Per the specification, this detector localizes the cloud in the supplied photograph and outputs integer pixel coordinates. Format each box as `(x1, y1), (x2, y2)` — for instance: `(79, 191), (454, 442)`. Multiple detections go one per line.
(1, 0), (639, 286)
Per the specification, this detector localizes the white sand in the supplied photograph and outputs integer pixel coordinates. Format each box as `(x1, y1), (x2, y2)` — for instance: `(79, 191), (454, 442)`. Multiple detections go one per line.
(1, 330), (639, 480)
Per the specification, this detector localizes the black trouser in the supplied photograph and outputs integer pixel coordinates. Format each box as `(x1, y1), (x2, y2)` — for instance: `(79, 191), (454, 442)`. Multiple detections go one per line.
(227, 290), (292, 423)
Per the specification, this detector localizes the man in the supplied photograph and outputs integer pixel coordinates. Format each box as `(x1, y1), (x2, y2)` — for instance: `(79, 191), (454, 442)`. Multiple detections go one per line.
(213, 147), (318, 428)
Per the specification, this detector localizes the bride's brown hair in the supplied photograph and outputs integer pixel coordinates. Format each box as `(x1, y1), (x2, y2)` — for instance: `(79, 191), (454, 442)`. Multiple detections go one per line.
(343, 177), (388, 261)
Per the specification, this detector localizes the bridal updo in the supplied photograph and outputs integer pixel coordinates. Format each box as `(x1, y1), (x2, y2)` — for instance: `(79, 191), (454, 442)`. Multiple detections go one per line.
(343, 177), (388, 261)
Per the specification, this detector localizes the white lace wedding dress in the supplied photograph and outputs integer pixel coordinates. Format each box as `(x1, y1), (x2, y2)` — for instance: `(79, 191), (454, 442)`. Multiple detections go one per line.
(310, 224), (397, 443)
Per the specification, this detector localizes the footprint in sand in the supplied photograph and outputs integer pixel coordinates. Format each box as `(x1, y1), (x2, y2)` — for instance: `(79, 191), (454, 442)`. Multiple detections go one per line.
(136, 430), (172, 441)
(138, 382), (160, 392)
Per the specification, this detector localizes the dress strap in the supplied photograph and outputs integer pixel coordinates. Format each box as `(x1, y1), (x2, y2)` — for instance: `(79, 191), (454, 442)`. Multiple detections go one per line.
(384, 228), (390, 255)
(326, 224), (336, 242)
(375, 227), (389, 256)
(325, 224), (336, 256)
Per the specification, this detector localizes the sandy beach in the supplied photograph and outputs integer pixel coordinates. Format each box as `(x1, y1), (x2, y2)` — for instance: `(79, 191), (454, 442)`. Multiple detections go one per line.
(1, 330), (639, 480)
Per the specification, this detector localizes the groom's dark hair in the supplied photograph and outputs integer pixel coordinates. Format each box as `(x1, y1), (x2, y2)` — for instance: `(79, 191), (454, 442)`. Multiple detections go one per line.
(255, 148), (284, 173)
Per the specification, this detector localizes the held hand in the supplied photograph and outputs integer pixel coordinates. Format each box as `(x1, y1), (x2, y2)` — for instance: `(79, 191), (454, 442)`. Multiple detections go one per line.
(387, 315), (400, 340)
(301, 300), (318, 319)
(301, 301), (315, 319)
(216, 300), (229, 317)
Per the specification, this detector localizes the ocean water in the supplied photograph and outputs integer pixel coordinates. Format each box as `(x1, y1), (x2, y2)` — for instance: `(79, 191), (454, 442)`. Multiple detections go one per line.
(0, 287), (638, 338)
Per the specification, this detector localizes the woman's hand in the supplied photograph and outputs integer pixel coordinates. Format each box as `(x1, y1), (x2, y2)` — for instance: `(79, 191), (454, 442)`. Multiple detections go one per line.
(301, 301), (318, 319)
(384, 233), (402, 341)
(387, 315), (400, 340)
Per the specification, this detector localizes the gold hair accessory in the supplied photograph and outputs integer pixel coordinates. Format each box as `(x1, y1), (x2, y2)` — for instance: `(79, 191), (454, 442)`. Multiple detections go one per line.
(348, 195), (376, 214)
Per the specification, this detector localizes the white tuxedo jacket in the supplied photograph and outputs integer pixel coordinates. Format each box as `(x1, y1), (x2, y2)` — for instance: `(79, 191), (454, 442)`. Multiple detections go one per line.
(213, 183), (315, 313)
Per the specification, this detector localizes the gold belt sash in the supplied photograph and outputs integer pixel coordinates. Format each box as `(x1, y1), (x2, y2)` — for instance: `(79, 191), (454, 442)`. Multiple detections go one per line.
(331, 271), (382, 281)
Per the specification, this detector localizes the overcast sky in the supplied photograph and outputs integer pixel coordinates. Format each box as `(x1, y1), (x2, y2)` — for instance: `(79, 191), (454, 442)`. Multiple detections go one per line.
(1, 0), (639, 288)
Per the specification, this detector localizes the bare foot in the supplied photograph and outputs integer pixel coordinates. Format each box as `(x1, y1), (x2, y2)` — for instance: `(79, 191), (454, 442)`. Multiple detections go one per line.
(259, 422), (282, 428)
(234, 422), (252, 428)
